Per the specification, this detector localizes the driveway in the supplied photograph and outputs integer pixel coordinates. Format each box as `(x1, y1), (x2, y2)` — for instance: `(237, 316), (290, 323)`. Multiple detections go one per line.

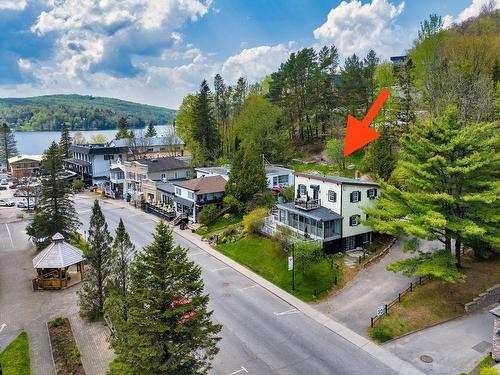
(315, 238), (442, 335)
(0, 217), (114, 375)
(384, 306), (496, 375)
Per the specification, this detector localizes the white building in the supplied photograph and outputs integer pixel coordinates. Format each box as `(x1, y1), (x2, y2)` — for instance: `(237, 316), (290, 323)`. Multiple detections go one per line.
(276, 172), (379, 252)
(195, 165), (294, 191)
(173, 175), (226, 223)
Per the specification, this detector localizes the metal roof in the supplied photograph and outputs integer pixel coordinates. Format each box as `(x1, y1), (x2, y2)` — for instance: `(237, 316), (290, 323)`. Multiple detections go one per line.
(173, 195), (194, 208)
(64, 158), (91, 167)
(32, 233), (84, 269)
(110, 134), (185, 147)
(135, 157), (189, 172)
(276, 202), (343, 222)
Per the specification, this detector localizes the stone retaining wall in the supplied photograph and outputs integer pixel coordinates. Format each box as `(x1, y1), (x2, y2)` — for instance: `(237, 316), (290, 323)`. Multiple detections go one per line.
(464, 284), (500, 313)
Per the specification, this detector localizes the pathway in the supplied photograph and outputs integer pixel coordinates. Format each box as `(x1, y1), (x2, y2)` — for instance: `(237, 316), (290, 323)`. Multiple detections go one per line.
(314, 238), (442, 335)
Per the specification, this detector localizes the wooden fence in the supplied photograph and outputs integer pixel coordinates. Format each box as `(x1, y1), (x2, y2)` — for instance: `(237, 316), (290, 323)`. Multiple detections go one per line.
(370, 274), (432, 327)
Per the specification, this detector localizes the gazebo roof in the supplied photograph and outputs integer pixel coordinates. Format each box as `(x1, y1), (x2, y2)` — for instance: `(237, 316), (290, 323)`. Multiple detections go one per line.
(32, 233), (84, 269)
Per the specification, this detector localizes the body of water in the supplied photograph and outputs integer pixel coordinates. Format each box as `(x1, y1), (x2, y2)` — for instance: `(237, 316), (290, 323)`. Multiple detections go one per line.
(14, 125), (172, 155)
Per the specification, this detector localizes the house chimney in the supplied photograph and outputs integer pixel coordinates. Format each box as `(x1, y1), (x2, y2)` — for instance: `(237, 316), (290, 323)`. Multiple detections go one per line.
(355, 170), (362, 180)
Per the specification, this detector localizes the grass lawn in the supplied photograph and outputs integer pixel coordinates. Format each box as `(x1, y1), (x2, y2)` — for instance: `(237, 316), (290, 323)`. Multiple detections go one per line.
(370, 254), (500, 343)
(0, 332), (30, 375)
(195, 214), (242, 237)
(216, 234), (343, 302)
(288, 150), (365, 179)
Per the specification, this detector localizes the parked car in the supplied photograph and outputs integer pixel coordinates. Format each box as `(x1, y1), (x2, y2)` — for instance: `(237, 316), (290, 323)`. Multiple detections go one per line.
(0, 198), (15, 207)
(17, 200), (36, 209)
(0, 185), (6, 191)
(0, 179), (9, 185)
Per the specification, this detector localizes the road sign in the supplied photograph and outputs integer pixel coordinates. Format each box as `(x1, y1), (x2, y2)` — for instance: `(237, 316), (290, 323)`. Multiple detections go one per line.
(288, 256), (293, 271)
(376, 305), (385, 317)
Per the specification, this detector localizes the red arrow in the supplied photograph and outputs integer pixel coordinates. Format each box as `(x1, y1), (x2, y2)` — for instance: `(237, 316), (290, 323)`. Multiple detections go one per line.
(343, 89), (390, 157)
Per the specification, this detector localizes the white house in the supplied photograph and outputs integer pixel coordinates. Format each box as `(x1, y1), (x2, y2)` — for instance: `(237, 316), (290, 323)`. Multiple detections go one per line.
(275, 172), (379, 253)
(195, 165), (294, 191)
(173, 175), (226, 223)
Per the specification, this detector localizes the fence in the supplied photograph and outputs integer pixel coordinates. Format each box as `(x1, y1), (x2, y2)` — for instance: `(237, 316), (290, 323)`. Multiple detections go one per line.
(370, 274), (432, 327)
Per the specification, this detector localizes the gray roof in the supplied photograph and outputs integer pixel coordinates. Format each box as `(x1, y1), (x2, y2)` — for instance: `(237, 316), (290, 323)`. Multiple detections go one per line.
(64, 158), (91, 167)
(32, 233), (84, 269)
(276, 202), (343, 222)
(265, 165), (294, 175)
(136, 157), (189, 173)
(294, 172), (379, 187)
(70, 144), (120, 155)
(174, 195), (194, 207)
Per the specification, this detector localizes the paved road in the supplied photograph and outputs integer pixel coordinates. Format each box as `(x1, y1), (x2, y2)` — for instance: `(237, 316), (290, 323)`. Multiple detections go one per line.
(75, 195), (398, 375)
(385, 306), (496, 375)
(315, 238), (442, 336)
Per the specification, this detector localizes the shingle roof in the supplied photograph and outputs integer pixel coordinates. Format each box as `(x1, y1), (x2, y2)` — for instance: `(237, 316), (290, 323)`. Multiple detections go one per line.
(174, 175), (226, 195)
(136, 157), (189, 173)
(8, 154), (43, 164)
(294, 172), (379, 187)
(276, 202), (343, 221)
(32, 233), (84, 269)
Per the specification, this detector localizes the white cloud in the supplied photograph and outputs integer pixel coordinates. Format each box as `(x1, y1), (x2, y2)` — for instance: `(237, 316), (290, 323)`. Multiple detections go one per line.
(444, 0), (499, 27)
(313, 0), (411, 60)
(0, 0), (27, 10)
(221, 44), (291, 84)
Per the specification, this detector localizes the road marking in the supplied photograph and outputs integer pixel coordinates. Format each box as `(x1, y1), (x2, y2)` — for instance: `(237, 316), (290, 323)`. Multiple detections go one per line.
(239, 285), (258, 291)
(188, 252), (206, 257)
(211, 266), (230, 272)
(0, 323), (6, 334)
(274, 308), (300, 316)
(5, 224), (14, 249)
(229, 367), (248, 375)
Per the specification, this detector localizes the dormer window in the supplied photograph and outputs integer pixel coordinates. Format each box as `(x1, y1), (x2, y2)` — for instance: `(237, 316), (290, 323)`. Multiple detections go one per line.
(350, 191), (361, 203)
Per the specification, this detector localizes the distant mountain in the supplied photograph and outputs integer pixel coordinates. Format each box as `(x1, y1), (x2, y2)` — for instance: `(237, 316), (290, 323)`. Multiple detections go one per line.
(0, 94), (176, 132)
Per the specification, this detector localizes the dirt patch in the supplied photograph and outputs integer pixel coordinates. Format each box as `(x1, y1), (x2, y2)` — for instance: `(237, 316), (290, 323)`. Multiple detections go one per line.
(48, 317), (85, 375)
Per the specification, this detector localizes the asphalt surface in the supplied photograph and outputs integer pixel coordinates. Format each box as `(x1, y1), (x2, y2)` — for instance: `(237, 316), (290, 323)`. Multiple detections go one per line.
(75, 195), (398, 375)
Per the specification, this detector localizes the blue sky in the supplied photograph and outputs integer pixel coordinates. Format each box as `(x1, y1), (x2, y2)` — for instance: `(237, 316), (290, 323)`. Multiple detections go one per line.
(0, 0), (493, 108)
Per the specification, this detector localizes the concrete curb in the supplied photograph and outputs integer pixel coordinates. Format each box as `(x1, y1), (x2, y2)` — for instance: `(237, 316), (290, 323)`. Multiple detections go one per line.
(172, 227), (425, 375)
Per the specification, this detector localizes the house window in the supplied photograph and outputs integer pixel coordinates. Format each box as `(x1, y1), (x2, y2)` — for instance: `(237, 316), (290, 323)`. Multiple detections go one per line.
(350, 191), (361, 203)
(186, 170), (191, 178)
(328, 190), (337, 203)
(188, 192), (195, 200)
(362, 232), (371, 243)
(298, 184), (306, 196)
(345, 236), (355, 250)
(367, 188), (378, 199)
(278, 175), (289, 186)
(175, 187), (181, 195)
(161, 173), (166, 179)
(349, 215), (361, 226)
(104, 154), (114, 160)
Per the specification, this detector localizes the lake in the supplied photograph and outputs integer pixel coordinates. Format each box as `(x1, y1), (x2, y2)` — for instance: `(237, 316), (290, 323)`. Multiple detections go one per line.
(14, 125), (172, 155)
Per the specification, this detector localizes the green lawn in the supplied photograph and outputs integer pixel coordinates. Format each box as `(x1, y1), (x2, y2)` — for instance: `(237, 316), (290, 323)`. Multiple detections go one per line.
(288, 150), (365, 179)
(0, 332), (30, 375)
(216, 234), (343, 302)
(196, 214), (242, 237)
(369, 254), (500, 343)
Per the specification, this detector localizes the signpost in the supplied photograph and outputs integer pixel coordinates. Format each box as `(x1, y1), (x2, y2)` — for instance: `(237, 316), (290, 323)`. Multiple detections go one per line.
(376, 305), (385, 317)
(287, 243), (295, 291)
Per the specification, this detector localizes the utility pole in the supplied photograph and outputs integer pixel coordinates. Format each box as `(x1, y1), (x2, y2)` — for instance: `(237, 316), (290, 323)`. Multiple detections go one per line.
(292, 243), (295, 291)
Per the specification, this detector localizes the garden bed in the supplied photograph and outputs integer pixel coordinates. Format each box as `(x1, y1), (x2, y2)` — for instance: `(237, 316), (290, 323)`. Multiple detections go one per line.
(48, 317), (85, 375)
(369, 254), (500, 342)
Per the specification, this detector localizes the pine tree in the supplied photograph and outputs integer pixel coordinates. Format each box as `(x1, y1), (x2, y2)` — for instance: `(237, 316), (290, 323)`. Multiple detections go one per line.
(144, 122), (157, 138)
(366, 108), (500, 278)
(59, 122), (72, 158)
(115, 117), (130, 140)
(78, 199), (112, 320)
(105, 218), (135, 356)
(361, 125), (396, 180)
(26, 142), (79, 245)
(396, 58), (416, 129)
(0, 123), (18, 171)
(226, 141), (267, 204)
(110, 221), (221, 374)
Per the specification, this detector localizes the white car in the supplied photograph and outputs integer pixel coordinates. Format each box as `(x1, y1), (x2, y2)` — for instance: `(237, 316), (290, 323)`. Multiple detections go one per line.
(0, 198), (15, 207)
(17, 200), (36, 209)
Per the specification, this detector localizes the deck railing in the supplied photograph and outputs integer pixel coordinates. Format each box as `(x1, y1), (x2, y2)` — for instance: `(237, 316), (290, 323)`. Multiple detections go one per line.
(294, 198), (321, 211)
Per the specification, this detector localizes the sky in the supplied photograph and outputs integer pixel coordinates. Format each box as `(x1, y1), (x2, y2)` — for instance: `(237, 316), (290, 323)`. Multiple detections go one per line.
(0, 0), (497, 109)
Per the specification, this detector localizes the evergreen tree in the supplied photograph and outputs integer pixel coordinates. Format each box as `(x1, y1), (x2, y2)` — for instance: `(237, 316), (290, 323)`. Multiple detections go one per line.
(226, 141), (267, 204)
(116, 117), (130, 140)
(26, 142), (79, 245)
(363, 50), (380, 105)
(0, 123), (18, 171)
(59, 122), (72, 158)
(396, 58), (416, 129)
(110, 221), (221, 374)
(78, 199), (113, 320)
(361, 125), (396, 180)
(105, 218), (135, 356)
(366, 108), (500, 277)
(145, 122), (157, 138)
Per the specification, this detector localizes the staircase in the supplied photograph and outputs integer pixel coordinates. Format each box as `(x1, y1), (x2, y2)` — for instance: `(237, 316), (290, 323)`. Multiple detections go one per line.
(173, 213), (187, 225)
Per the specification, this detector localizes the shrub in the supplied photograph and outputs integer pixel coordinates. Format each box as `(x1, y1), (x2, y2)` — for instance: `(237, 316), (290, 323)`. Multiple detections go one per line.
(71, 345), (81, 366)
(197, 226), (208, 235)
(222, 224), (238, 237)
(273, 225), (294, 249)
(50, 317), (65, 327)
(242, 207), (268, 234)
(294, 240), (323, 274)
(197, 204), (219, 225)
(246, 191), (276, 211)
(223, 213), (231, 219)
(480, 368), (499, 375)
(281, 185), (295, 202)
(72, 179), (84, 192)
(223, 194), (245, 214)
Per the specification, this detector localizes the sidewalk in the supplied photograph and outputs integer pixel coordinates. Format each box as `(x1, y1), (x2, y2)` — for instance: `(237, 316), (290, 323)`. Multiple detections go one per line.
(172, 227), (425, 375)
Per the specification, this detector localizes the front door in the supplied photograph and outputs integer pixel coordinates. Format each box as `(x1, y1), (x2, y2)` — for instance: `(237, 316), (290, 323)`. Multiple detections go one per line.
(313, 188), (319, 200)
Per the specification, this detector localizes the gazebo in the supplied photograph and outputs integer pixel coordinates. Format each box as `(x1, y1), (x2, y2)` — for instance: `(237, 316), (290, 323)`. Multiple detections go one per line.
(32, 233), (85, 290)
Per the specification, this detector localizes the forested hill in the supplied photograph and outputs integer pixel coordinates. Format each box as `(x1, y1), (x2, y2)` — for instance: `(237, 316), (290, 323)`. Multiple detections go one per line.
(0, 94), (176, 131)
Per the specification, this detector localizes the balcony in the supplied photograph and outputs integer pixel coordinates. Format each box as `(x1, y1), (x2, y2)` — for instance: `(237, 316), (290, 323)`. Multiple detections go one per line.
(294, 198), (321, 211)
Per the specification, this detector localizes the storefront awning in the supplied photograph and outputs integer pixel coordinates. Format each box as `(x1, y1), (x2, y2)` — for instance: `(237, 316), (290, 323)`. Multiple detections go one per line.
(173, 195), (194, 208)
